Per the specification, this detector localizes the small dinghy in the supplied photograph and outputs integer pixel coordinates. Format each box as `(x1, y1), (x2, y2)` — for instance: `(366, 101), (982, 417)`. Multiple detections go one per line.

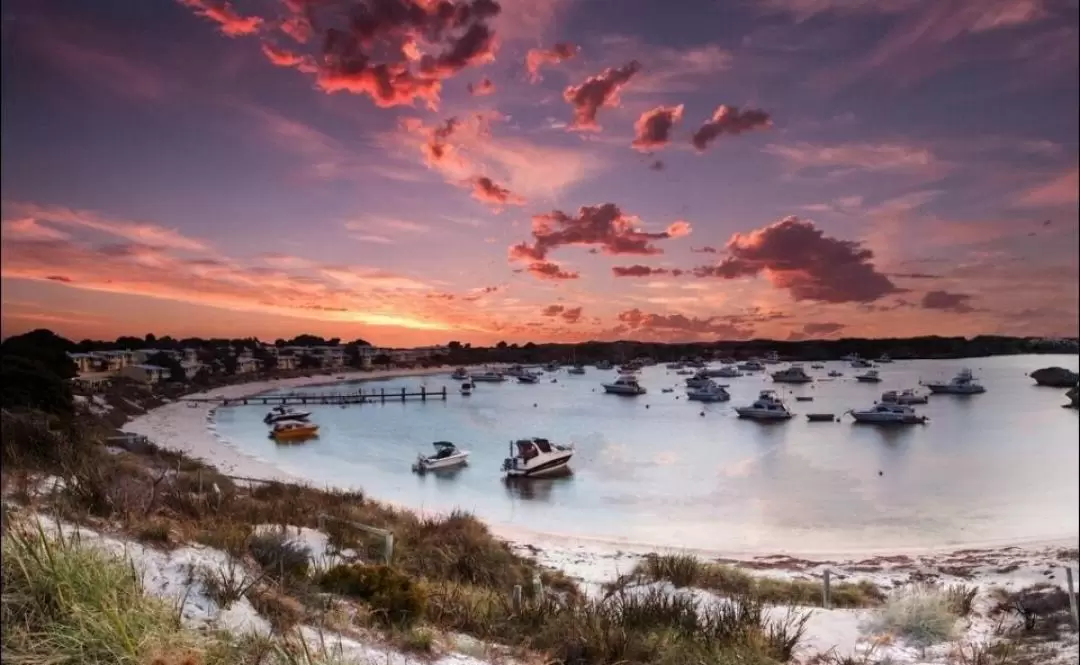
(412, 441), (469, 473)
(795, 396), (814, 402)
(806, 413), (836, 422)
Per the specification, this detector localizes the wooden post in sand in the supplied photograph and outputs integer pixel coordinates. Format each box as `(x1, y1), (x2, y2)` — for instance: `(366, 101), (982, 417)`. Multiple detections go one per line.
(383, 532), (394, 565)
(401, 387), (406, 402)
(822, 569), (832, 609)
(512, 585), (523, 613)
(442, 387), (447, 400)
(421, 386), (426, 401)
(1066, 568), (1078, 631)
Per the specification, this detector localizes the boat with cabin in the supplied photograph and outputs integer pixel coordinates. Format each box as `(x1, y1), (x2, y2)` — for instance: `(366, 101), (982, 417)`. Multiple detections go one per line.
(595, 360), (614, 370)
(704, 366), (741, 378)
(738, 360), (765, 372)
(771, 365), (813, 384)
(881, 389), (928, 405)
(687, 380), (731, 402)
(735, 391), (794, 420)
(460, 380), (474, 395)
(602, 375), (646, 395)
(850, 403), (927, 425)
(851, 357), (874, 368)
(502, 438), (574, 478)
(269, 420), (319, 441)
(451, 367), (470, 380)
(855, 370), (882, 383)
(924, 368), (986, 395)
(412, 441), (469, 473)
(568, 364), (586, 375)
(876, 354), (893, 364)
(471, 370), (506, 382)
(518, 371), (541, 384)
(264, 406), (312, 424)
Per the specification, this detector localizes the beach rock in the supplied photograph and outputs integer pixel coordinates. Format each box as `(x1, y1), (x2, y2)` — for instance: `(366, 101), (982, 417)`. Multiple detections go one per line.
(1067, 384), (1079, 408)
(1031, 367), (1080, 387)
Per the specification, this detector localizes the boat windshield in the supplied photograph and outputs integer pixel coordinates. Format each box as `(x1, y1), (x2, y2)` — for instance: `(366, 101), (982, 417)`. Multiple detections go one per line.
(533, 438), (553, 453)
(514, 440), (539, 459)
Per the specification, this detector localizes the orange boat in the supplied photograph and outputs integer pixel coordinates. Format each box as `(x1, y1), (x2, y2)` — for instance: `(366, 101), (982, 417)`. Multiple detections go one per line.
(269, 419), (319, 441)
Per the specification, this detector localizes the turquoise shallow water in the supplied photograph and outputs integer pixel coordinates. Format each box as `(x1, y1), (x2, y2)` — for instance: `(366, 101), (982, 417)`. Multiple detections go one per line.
(213, 355), (1079, 554)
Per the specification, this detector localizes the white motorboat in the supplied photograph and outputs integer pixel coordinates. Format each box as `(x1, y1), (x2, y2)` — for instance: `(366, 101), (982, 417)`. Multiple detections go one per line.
(881, 389), (928, 405)
(810, 363), (825, 369)
(738, 360), (765, 372)
(851, 357), (874, 368)
(518, 371), (541, 384)
(460, 380), (474, 396)
(876, 354), (893, 364)
(855, 370), (882, 383)
(704, 366), (741, 378)
(567, 364), (586, 375)
(686, 380), (730, 402)
(685, 372), (712, 388)
(602, 375), (646, 395)
(413, 441), (469, 473)
(595, 360), (614, 370)
(502, 438), (573, 478)
(850, 403), (927, 425)
(451, 367), (470, 380)
(686, 359), (707, 369)
(924, 368), (986, 395)
(828, 370), (844, 377)
(771, 365), (813, 384)
(735, 390), (793, 420)
(471, 370), (506, 382)
(264, 406), (312, 424)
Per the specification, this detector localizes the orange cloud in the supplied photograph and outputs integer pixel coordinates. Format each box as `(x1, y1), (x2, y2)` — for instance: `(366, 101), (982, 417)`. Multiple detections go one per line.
(612, 265), (684, 277)
(525, 42), (579, 82)
(260, 42), (310, 69)
(3, 202), (207, 251)
(1016, 166), (1080, 207)
(525, 261), (580, 280)
(470, 176), (526, 208)
(177, 0), (263, 37)
(632, 105), (684, 152)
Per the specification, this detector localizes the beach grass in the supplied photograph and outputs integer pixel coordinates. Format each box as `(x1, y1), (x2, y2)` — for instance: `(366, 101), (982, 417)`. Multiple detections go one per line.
(628, 553), (885, 608)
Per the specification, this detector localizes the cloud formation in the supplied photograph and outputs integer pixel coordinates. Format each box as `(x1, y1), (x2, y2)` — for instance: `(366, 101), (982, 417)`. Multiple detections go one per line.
(611, 265), (684, 277)
(541, 304), (583, 323)
(467, 77), (496, 95)
(470, 176), (525, 208)
(921, 290), (975, 312)
(692, 216), (898, 303)
(616, 308), (754, 341)
(526, 42), (579, 81)
(691, 105), (772, 152)
(525, 261), (579, 280)
(632, 105), (684, 152)
(509, 204), (691, 269)
(563, 61), (642, 130)
(178, 0), (263, 37)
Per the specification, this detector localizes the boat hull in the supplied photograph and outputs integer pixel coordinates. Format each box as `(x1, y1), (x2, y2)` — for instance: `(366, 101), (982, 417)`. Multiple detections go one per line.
(735, 409), (792, 420)
(926, 385), (985, 394)
(271, 428), (319, 441)
(687, 391), (729, 402)
(504, 452), (573, 478)
(413, 453), (469, 473)
(851, 414), (926, 424)
(771, 377), (813, 384)
(602, 385), (646, 395)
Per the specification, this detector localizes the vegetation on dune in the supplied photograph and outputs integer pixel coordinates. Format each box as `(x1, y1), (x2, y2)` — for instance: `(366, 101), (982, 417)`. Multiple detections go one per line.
(625, 553), (885, 608)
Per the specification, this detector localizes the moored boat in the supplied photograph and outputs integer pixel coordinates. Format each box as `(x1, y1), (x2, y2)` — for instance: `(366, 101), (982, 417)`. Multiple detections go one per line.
(460, 380), (474, 395)
(502, 438), (573, 478)
(881, 389), (928, 405)
(735, 390), (793, 420)
(771, 365), (813, 384)
(568, 364), (586, 375)
(264, 406), (312, 424)
(518, 371), (541, 384)
(686, 380), (730, 402)
(602, 375), (646, 395)
(451, 367), (470, 380)
(412, 441), (469, 473)
(849, 403), (927, 425)
(924, 368), (986, 395)
(738, 360), (765, 372)
(704, 366), (741, 378)
(471, 370), (506, 382)
(269, 420), (319, 441)
(855, 370), (882, 383)
(595, 360), (614, 370)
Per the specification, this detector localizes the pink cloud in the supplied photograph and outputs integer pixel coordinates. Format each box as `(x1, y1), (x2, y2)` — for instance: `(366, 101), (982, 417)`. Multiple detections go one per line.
(0, 218), (70, 242)
(693, 216), (899, 303)
(921, 290), (976, 312)
(611, 265), (684, 277)
(616, 308), (755, 341)
(470, 176), (526, 208)
(3, 202), (207, 251)
(526, 261), (580, 280)
(177, 0), (263, 37)
(563, 61), (642, 130)
(526, 42), (579, 82)
(1016, 166), (1080, 207)
(764, 141), (941, 175)
(632, 105), (684, 152)
(691, 105), (772, 152)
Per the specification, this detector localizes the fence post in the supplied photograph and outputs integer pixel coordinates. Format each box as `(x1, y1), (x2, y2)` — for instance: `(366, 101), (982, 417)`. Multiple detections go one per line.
(401, 387), (406, 402)
(421, 386), (426, 401)
(383, 532), (394, 565)
(512, 585), (523, 613)
(822, 569), (831, 609)
(1067, 568), (1078, 631)
(533, 573), (544, 602)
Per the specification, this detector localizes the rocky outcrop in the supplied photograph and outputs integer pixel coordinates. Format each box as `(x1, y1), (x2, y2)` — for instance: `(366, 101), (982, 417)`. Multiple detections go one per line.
(1067, 384), (1079, 409)
(1030, 366), (1080, 388)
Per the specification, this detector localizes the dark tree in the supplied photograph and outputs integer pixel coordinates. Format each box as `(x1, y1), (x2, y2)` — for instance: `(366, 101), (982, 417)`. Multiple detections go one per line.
(146, 352), (186, 382)
(1, 329), (77, 379)
(297, 353), (322, 370)
(0, 355), (74, 415)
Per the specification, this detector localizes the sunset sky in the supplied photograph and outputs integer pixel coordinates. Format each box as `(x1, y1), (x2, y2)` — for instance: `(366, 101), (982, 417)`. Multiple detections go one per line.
(1, 0), (1077, 346)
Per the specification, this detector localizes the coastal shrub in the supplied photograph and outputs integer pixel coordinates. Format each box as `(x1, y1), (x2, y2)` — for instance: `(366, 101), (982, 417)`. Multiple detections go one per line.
(946, 584), (979, 617)
(246, 586), (306, 634)
(1002, 583), (1071, 632)
(395, 626), (435, 653)
(198, 557), (262, 608)
(869, 584), (958, 646)
(136, 519), (172, 545)
(318, 564), (427, 626)
(0, 520), (198, 663)
(248, 530), (311, 582)
(633, 555), (884, 608)
(195, 521), (254, 557)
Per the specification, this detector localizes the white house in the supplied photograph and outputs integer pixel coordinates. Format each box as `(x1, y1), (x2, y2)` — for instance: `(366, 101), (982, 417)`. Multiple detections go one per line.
(67, 352), (97, 375)
(120, 364), (169, 384)
(236, 356), (259, 374)
(277, 354), (298, 371)
(92, 350), (136, 373)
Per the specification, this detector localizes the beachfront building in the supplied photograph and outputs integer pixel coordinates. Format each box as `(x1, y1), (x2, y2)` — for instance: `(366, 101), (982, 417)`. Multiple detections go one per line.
(385, 345), (449, 365)
(134, 348), (180, 365)
(67, 352), (98, 375)
(236, 356), (259, 374)
(276, 354), (298, 371)
(180, 361), (204, 379)
(91, 350), (136, 373)
(120, 364), (169, 384)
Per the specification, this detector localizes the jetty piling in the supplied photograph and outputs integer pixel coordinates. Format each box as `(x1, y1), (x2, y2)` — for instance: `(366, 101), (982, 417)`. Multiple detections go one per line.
(189, 386), (447, 407)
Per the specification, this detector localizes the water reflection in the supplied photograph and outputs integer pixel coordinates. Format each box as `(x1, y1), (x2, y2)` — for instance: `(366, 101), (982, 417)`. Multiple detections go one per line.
(503, 473), (573, 502)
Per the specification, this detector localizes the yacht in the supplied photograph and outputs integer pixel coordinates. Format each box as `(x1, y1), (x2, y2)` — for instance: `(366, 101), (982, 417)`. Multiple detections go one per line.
(412, 441), (469, 473)
(771, 365), (813, 384)
(735, 391), (794, 421)
(855, 370), (882, 383)
(738, 360), (765, 372)
(851, 357), (874, 368)
(850, 403), (927, 425)
(881, 389), (928, 405)
(704, 366), (741, 378)
(876, 354), (893, 364)
(451, 367), (470, 380)
(924, 368), (986, 395)
(263, 406), (312, 424)
(685, 372), (712, 388)
(517, 371), (541, 384)
(595, 360), (614, 370)
(665, 362), (686, 370)
(719, 357), (737, 365)
(460, 380), (474, 396)
(602, 375), (646, 395)
(567, 364), (586, 375)
(269, 420), (319, 441)
(687, 380), (731, 402)
(810, 363), (825, 370)
(762, 351), (781, 365)
(504, 365), (526, 378)
(544, 362), (561, 372)
(828, 370), (844, 378)
(502, 438), (573, 478)
(471, 370), (506, 382)
(686, 359), (707, 369)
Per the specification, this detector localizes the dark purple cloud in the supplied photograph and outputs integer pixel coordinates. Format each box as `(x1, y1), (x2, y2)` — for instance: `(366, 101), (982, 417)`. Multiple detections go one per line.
(632, 105), (684, 152)
(691, 105), (772, 151)
(611, 265), (684, 277)
(921, 290), (975, 312)
(563, 61), (642, 130)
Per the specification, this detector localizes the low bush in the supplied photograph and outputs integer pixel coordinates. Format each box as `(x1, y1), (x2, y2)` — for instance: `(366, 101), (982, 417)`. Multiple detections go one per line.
(869, 584), (959, 646)
(945, 584), (979, 617)
(136, 519), (172, 545)
(246, 586), (305, 634)
(318, 564), (427, 626)
(248, 530), (311, 582)
(1001, 583), (1072, 632)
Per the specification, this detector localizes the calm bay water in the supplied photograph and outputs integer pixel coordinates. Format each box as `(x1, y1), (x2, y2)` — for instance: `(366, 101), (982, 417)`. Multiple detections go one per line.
(213, 355), (1079, 554)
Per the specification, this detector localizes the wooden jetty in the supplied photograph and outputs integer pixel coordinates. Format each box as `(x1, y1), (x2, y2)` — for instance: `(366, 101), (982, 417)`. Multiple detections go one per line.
(183, 386), (448, 406)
